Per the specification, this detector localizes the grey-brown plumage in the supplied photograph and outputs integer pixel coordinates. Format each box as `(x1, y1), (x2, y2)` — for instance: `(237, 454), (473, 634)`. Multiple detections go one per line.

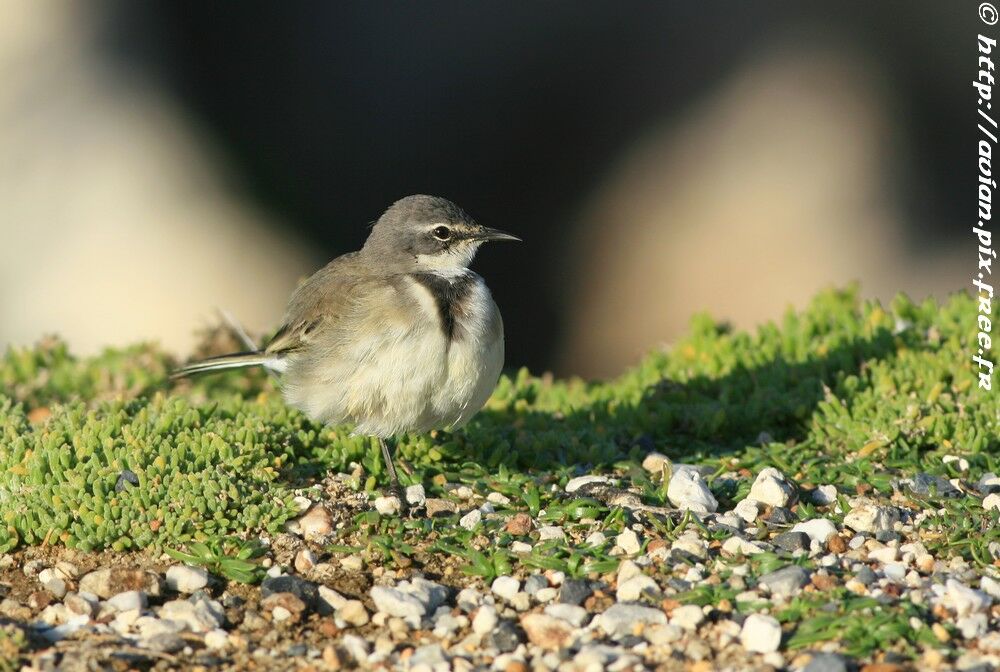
(173, 195), (519, 491)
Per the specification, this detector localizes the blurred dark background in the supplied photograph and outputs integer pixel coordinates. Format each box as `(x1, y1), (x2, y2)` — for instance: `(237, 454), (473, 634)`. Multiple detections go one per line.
(0, 1), (977, 377)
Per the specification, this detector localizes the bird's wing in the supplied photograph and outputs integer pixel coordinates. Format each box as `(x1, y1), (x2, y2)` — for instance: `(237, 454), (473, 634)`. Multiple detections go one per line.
(265, 253), (369, 356)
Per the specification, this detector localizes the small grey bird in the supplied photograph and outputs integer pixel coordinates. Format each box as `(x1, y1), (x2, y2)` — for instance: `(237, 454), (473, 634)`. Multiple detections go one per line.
(172, 195), (519, 493)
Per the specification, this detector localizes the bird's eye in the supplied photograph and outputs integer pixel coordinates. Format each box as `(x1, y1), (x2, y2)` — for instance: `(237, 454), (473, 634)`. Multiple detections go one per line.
(432, 225), (452, 241)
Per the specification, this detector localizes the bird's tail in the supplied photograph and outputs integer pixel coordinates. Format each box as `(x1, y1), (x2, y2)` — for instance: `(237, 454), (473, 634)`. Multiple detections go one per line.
(170, 351), (279, 380)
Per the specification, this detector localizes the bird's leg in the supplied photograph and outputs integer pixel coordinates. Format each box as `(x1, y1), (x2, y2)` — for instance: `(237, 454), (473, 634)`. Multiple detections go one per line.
(378, 437), (404, 502)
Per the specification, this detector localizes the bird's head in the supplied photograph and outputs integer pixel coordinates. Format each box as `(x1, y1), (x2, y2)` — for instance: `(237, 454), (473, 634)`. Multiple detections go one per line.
(364, 195), (519, 273)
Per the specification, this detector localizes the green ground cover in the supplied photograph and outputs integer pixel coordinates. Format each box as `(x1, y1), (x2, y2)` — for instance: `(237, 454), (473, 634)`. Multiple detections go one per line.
(0, 286), (996, 570)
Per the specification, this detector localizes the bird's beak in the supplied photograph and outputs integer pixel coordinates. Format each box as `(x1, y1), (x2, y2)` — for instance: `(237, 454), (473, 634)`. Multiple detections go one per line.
(475, 226), (522, 242)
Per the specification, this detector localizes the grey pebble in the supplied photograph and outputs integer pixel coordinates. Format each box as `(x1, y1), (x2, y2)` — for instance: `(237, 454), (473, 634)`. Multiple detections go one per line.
(524, 574), (548, 596)
(261, 576), (319, 610)
(487, 620), (523, 652)
(558, 579), (592, 605)
(773, 531), (810, 552)
(875, 530), (900, 543)
(855, 566), (877, 586)
(898, 473), (961, 499)
(803, 652), (850, 672)
(758, 565), (810, 597)
(764, 506), (797, 525)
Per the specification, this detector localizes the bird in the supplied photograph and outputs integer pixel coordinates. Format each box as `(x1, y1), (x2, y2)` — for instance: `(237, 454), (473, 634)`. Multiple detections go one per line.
(172, 195), (520, 496)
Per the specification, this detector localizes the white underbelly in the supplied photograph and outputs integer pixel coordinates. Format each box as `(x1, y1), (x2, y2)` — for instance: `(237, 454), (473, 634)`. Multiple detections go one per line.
(282, 276), (503, 437)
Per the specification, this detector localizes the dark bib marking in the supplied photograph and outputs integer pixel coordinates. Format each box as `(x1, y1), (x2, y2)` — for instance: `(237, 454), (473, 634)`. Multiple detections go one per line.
(410, 272), (477, 342)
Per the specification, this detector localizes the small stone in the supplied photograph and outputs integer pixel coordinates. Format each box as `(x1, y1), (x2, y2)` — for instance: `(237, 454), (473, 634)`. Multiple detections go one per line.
(491, 576), (521, 602)
(855, 566), (877, 586)
(642, 452), (671, 474)
(459, 509), (482, 530)
(792, 518), (838, 544)
(565, 475), (612, 493)
(158, 595), (225, 632)
(204, 628), (228, 649)
(981, 576), (1000, 600)
(370, 586), (424, 623)
(811, 485), (838, 506)
(405, 484), (426, 507)
(261, 575), (320, 610)
(297, 505), (334, 539)
(901, 473), (961, 499)
(617, 574), (659, 602)
(79, 568), (163, 599)
(292, 548), (317, 573)
(543, 603), (589, 628)
(538, 525), (565, 541)
(487, 619), (523, 652)
(868, 546), (899, 564)
(143, 632), (186, 653)
(535, 587), (557, 602)
(336, 600), (369, 627)
(472, 605), (498, 634)
(773, 531), (810, 553)
(759, 565), (810, 597)
(803, 652), (850, 672)
(826, 535), (847, 554)
(64, 592), (97, 617)
(505, 513), (533, 535)
(765, 506), (797, 525)
(374, 496), (401, 516)
(22, 559), (45, 578)
(956, 613), (988, 639)
(669, 604), (704, 630)
(39, 575), (66, 599)
(733, 499), (761, 524)
(106, 590), (146, 612)
(318, 585), (347, 613)
(616, 529), (642, 555)
(523, 574), (548, 595)
(740, 613), (782, 653)
(942, 454), (969, 471)
(984, 493), (1000, 512)
(559, 579), (592, 606)
(262, 592), (307, 622)
(483, 492), (510, 507)
(943, 579), (991, 616)
(340, 555), (364, 571)
(520, 613), (574, 650)
(843, 499), (899, 534)
(166, 565), (209, 594)
(667, 469), (718, 513)
(595, 603), (667, 638)
(722, 536), (768, 555)
(748, 468), (796, 507)
(644, 623), (683, 645)
(510, 541), (532, 553)
(425, 498), (457, 517)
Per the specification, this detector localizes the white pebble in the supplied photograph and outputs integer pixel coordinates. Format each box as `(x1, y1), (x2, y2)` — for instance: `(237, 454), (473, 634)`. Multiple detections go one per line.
(472, 605), (498, 634)
(204, 629), (228, 649)
(740, 613), (782, 653)
(459, 510), (482, 530)
(374, 496), (401, 516)
(669, 605), (704, 631)
(792, 518), (838, 544)
(537, 526), (565, 541)
(491, 576), (521, 601)
(166, 565), (209, 594)
(811, 484), (838, 505)
(984, 493), (1000, 512)
(565, 475), (612, 493)
(405, 485), (426, 507)
(615, 529), (642, 555)
(748, 467), (796, 507)
(667, 469), (718, 513)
